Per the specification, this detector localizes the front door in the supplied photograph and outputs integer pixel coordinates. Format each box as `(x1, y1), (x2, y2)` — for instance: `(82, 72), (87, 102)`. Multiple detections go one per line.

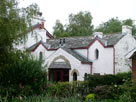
(49, 69), (69, 82)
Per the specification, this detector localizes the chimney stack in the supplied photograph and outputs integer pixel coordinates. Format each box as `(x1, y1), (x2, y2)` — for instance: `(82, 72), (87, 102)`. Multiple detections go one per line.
(122, 25), (132, 35)
(93, 32), (103, 38)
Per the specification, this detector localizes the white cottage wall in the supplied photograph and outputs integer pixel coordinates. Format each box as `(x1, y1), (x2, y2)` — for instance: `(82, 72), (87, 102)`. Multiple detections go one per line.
(32, 44), (55, 60)
(114, 34), (136, 73)
(15, 28), (47, 50)
(88, 40), (114, 75)
(45, 48), (91, 81)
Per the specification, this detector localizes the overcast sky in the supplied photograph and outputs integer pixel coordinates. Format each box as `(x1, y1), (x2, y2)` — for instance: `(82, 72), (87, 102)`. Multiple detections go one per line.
(20, 0), (136, 33)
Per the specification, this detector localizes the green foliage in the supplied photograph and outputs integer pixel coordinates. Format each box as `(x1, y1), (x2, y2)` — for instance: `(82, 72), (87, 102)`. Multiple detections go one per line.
(47, 82), (72, 97)
(86, 94), (95, 102)
(119, 80), (136, 102)
(0, 51), (47, 97)
(119, 92), (134, 102)
(95, 17), (136, 35)
(47, 81), (89, 98)
(87, 72), (131, 88)
(0, 0), (40, 70)
(53, 11), (93, 38)
(95, 17), (122, 34)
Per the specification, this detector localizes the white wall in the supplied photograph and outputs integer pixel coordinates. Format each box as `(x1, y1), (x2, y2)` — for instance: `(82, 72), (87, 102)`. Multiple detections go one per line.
(88, 40), (114, 75)
(15, 28), (47, 51)
(115, 34), (136, 73)
(45, 48), (91, 81)
(32, 44), (55, 60)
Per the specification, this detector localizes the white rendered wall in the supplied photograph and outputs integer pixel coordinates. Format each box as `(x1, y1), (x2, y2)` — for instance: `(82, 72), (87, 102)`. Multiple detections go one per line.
(88, 40), (114, 75)
(15, 28), (47, 51)
(115, 34), (136, 73)
(32, 44), (55, 60)
(45, 48), (91, 81)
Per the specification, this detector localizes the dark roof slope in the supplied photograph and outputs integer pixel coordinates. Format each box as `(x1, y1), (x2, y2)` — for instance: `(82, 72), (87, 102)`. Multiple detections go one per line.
(49, 62), (71, 69)
(46, 33), (124, 49)
(102, 33), (124, 46)
(28, 33), (125, 51)
(46, 36), (94, 49)
(62, 47), (92, 63)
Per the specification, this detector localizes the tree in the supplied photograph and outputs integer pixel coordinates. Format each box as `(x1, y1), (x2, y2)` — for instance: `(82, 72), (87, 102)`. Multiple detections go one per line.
(95, 18), (136, 35)
(0, 0), (39, 69)
(122, 19), (136, 35)
(95, 17), (122, 34)
(53, 11), (93, 38)
(53, 20), (69, 38)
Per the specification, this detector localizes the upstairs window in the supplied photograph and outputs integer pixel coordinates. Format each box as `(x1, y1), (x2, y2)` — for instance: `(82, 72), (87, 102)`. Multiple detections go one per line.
(39, 51), (43, 61)
(95, 49), (99, 59)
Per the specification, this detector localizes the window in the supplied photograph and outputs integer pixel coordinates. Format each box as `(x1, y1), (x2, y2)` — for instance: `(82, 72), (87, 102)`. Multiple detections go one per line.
(39, 51), (43, 61)
(95, 49), (99, 59)
(73, 72), (77, 81)
(84, 73), (88, 80)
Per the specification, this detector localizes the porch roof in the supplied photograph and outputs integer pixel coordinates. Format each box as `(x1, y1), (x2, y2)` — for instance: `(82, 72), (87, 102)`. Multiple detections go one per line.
(49, 62), (71, 69)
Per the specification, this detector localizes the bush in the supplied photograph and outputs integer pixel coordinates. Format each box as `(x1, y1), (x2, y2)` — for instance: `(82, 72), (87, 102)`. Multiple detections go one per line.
(86, 94), (95, 102)
(47, 81), (89, 98)
(47, 82), (72, 97)
(0, 52), (47, 97)
(87, 72), (131, 88)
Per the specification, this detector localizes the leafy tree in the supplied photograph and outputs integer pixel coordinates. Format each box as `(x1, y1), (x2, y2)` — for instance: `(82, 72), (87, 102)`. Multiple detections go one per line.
(95, 18), (136, 35)
(53, 20), (69, 38)
(123, 19), (136, 35)
(53, 11), (93, 38)
(0, 0), (39, 69)
(95, 17), (122, 34)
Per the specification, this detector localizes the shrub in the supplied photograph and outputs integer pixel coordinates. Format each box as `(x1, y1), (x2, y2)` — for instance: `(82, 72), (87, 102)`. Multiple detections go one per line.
(87, 72), (131, 88)
(92, 85), (112, 99)
(0, 52), (47, 97)
(47, 81), (89, 98)
(86, 94), (95, 102)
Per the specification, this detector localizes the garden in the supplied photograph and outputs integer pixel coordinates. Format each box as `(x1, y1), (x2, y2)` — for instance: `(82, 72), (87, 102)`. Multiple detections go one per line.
(0, 52), (135, 102)
(0, 0), (136, 101)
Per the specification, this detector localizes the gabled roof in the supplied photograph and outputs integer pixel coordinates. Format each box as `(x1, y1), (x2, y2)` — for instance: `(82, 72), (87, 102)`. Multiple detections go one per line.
(49, 62), (71, 69)
(102, 33), (124, 46)
(32, 23), (54, 39)
(61, 47), (92, 63)
(28, 33), (125, 51)
(125, 48), (136, 59)
(46, 33), (124, 49)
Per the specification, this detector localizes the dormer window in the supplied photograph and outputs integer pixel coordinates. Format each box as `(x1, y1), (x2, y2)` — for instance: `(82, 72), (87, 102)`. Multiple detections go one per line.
(95, 49), (99, 59)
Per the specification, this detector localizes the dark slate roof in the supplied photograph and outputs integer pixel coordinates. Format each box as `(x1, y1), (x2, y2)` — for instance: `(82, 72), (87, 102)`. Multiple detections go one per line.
(49, 62), (71, 69)
(45, 33), (124, 49)
(46, 36), (94, 49)
(61, 47), (92, 63)
(102, 33), (124, 46)
(28, 33), (125, 52)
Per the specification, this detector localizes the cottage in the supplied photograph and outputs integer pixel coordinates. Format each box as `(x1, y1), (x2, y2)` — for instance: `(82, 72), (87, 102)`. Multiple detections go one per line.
(18, 15), (136, 82)
(27, 23), (136, 82)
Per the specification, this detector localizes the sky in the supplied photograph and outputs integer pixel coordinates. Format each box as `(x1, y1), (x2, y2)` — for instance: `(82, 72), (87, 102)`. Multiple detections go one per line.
(19, 0), (136, 33)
